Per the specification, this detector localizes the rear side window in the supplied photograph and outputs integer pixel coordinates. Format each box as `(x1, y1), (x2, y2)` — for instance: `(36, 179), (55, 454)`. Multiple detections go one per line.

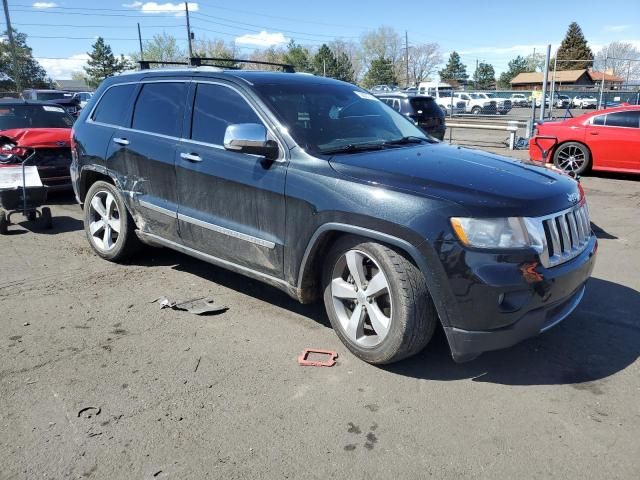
(592, 115), (606, 126)
(605, 111), (640, 128)
(190, 83), (262, 145)
(92, 84), (136, 126)
(410, 98), (442, 118)
(132, 82), (187, 137)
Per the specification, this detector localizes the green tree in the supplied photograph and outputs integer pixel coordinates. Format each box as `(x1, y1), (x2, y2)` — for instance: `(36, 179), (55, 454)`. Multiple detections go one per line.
(0, 29), (51, 90)
(334, 52), (355, 83)
(129, 32), (186, 64)
(439, 51), (468, 83)
(84, 37), (130, 88)
(313, 44), (338, 76)
(362, 56), (397, 88)
(554, 22), (593, 70)
(192, 38), (238, 68)
(473, 62), (495, 89)
(283, 40), (312, 72)
(497, 55), (529, 89)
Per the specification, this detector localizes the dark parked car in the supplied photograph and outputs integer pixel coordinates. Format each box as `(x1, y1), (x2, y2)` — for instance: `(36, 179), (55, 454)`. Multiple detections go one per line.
(22, 89), (81, 116)
(0, 99), (74, 190)
(376, 92), (446, 140)
(71, 69), (596, 364)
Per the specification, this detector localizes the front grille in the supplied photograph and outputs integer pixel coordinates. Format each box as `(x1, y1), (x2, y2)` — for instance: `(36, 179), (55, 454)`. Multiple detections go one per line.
(536, 203), (591, 267)
(32, 147), (72, 167)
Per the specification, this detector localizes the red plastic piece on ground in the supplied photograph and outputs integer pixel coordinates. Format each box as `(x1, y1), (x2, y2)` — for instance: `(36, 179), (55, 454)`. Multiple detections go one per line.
(297, 348), (338, 367)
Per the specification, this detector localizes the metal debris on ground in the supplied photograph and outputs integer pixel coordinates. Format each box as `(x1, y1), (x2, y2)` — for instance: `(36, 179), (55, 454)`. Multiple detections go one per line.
(297, 348), (338, 367)
(77, 406), (101, 419)
(154, 296), (228, 315)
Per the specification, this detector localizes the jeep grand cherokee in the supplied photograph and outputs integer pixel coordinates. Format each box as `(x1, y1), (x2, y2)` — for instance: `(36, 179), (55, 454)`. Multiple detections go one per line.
(71, 69), (597, 364)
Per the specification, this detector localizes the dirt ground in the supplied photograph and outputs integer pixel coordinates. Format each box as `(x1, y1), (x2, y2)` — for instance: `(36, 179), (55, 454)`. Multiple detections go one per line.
(1, 143), (638, 479)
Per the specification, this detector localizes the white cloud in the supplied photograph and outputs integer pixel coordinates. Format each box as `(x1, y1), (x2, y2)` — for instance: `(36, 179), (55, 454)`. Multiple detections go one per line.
(604, 25), (631, 32)
(235, 31), (289, 48)
(37, 53), (90, 79)
(123, 2), (198, 16)
(33, 2), (58, 8)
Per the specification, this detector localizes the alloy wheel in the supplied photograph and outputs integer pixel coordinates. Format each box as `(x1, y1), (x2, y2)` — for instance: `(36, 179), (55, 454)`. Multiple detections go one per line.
(88, 190), (121, 251)
(556, 144), (587, 173)
(330, 249), (393, 348)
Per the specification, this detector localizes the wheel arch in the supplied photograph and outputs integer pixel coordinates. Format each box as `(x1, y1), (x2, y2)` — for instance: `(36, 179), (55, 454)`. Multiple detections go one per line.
(78, 166), (120, 204)
(551, 140), (593, 168)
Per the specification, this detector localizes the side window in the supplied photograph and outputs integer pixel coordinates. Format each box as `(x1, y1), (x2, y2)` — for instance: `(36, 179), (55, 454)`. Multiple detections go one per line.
(191, 83), (262, 145)
(418, 87), (425, 94)
(605, 111), (640, 128)
(91, 84), (136, 126)
(132, 82), (187, 137)
(592, 115), (606, 126)
(392, 99), (401, 112)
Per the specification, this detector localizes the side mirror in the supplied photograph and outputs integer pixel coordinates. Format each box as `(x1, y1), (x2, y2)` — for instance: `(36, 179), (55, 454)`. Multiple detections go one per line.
(223, 123), (279, 161)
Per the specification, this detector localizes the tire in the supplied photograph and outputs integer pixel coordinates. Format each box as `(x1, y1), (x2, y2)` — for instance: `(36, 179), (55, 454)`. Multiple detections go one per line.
(84, 180), (140, 261)
(471, 106), (481, 115)
(553, 142), (591, 176)
(26, 210), (37, 222)
(322, 236), (438, 364)
(41, 207), (52, 229)
(0, 210), (8, 235)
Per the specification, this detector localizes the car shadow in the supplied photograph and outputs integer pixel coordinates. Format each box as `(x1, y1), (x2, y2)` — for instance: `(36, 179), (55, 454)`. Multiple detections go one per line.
(14, 215), (84, 235)
(45, 190), (77, 205)
(590, 221), (617, 239)
(384, 277), (639, 387)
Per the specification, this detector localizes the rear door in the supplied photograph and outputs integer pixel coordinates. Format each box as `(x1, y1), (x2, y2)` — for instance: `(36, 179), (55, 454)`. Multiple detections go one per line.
(175, 81), (287, 277)
(586, 111), (640, 170)
(118, 80), (189, 241)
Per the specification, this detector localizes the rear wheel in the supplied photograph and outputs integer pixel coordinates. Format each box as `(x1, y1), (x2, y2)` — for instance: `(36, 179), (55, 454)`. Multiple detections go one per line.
(553, 142), (591, 175)
(471, 106), (481, 115)
(322, 236), (438, 364)
(84, 181), (140, 261)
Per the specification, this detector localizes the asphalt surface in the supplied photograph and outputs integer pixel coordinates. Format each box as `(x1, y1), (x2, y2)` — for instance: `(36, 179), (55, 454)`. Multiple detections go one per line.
(1, 147), (638, 479)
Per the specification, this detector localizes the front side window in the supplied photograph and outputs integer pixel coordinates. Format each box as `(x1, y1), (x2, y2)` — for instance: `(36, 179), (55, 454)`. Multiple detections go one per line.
(132, 82), (187, 137)
(253, 82), (430, 155)
(605, 111), (640, 128)
(190, 83), (262, 145)
(92, 83), (137, 126)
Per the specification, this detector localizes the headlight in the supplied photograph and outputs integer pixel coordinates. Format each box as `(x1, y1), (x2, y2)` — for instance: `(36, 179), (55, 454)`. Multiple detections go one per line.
(450, 217), (544, 250)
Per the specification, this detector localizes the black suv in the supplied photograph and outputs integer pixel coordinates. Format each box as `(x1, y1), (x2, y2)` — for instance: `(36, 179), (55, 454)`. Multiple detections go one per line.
(71, 69), (597, 364)
(376, 92), (445, 140)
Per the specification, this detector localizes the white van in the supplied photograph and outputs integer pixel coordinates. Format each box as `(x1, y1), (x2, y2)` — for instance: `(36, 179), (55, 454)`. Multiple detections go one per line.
(417, 81), (466, 115)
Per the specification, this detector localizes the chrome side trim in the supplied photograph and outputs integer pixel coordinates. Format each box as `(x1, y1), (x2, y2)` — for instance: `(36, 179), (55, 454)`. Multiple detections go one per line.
(136, 231), (288, 287)
(138, 199), (176, 218)
(177, 213), (276, 249)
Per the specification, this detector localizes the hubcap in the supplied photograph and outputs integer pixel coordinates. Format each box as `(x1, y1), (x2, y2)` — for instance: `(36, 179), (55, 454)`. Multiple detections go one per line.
(88, 191), (120, 251)
(556, 145), (586, 173)
(330, 250), (393, 348)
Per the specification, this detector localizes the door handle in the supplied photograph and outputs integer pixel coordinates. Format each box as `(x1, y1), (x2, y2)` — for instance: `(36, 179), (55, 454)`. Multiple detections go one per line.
(589, 132), (599, 135)
(113, 137), (129, 146)
(180, 152), (202, 162)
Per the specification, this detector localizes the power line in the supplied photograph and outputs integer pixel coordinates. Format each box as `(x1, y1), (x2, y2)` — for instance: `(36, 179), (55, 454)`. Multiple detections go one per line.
(13, 22), (184, 29)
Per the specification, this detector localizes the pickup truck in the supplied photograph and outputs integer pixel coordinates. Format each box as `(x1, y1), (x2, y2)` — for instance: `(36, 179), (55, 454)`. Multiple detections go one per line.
(453, 92), (496, 114)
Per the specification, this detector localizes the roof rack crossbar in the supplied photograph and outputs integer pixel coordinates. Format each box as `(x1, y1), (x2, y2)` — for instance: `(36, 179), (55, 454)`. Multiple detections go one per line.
(138, 60), (189, 70)
(190, 57), (295, 73)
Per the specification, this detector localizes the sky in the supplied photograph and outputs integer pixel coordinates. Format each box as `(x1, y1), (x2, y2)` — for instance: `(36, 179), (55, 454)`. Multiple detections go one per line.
(3, 0), (640, 79)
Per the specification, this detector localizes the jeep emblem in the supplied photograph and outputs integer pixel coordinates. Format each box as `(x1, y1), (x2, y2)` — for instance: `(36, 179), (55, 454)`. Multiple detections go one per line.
(567, 192), (579, 204)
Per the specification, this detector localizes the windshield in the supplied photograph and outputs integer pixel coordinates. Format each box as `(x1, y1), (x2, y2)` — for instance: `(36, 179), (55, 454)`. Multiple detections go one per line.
(0, 104), (74, 130)
(484, 93), (497, 98)
(438, 89), (453, 97)
(34, 91), (72, 101)
(253, 83), (430, 155)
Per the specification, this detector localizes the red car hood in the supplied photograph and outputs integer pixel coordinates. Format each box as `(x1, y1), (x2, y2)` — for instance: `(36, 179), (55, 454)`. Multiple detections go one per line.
(0, 128), (71, 148)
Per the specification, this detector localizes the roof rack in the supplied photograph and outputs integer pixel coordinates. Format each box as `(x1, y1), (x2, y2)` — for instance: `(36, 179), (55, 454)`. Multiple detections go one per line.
(138, 57), (295, 73)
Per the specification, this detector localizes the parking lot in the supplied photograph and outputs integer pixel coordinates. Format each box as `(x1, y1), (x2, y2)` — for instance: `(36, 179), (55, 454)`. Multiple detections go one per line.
(1, 149), (638, 478)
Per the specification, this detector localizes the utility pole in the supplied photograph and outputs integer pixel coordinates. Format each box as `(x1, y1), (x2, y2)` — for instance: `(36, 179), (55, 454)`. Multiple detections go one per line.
(475, 58), (479, 89)
(540, 44), (551, 121)
(323, 59), (326, 76)
(598, 46), (608, 109)
(2, 0), (20, 92)
(185, 2), (193, 59)
(405, 30), (409, 88)
(137, 23), (144, 62)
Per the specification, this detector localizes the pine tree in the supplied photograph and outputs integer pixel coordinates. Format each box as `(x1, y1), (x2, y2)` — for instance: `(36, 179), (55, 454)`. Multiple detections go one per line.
(283, 40), (312, 73)
(439, 51), (468, 83)
(334, 52), (355, 83)
(0, 29), (51, 90)
(313, 44), (338, 77)
(554, 22), (593, 71)
(362, 56), (397, 88)
(473, 62), (495, 90)
(497, 55), (529, 89)
(83, 37), (130, 88)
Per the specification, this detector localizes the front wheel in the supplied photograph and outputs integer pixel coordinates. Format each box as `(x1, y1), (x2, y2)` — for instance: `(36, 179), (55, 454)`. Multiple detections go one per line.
(553, 142), (591, 175)
(471, 106), (481, 115)
(322, 236), (438, 364)
(84, 181), (140, 261)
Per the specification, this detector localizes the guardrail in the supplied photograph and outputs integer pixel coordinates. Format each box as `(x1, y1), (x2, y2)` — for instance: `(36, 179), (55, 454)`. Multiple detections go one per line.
(446, 120), (527, 150)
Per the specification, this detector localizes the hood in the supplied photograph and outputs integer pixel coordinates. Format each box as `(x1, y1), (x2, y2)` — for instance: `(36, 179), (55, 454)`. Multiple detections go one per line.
(0, 128), (71, 148)
(328, 143), (582, 218)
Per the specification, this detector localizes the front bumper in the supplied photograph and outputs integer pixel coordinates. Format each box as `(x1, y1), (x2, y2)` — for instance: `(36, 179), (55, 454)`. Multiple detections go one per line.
(441, 235), (597, 362)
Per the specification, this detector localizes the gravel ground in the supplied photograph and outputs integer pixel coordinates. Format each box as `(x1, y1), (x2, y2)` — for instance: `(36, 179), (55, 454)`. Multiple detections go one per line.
(1, 145), (638, 479)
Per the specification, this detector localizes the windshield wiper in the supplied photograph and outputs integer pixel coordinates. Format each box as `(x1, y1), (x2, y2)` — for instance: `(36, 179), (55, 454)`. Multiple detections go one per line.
(383, 136), (433, 146)
(319, 142), (386, 155)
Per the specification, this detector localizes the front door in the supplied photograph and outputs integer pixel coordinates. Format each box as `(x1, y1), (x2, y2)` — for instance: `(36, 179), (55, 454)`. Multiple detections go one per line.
(586, 110), (640, 171)
(175, 81), (287, 277)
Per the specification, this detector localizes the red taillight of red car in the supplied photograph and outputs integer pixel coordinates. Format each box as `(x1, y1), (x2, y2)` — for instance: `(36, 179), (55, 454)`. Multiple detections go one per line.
(0, 143), (28, 163)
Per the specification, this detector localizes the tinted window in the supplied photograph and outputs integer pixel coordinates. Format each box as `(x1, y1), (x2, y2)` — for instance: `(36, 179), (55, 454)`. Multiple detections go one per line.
(0, 104), (74, 129)
(132, 82), (187, 137)
(92, 84), (136, 126)
(409, 98), (442, 118)
(592, 115), (606, 126)
(605, 111), (639, 128)
(191, 83), (262, 145)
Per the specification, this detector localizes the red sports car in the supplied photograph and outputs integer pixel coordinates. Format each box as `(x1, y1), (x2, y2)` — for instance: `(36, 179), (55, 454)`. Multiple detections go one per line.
(0, 100), (74, 190)
(529, 105), (640, 175)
